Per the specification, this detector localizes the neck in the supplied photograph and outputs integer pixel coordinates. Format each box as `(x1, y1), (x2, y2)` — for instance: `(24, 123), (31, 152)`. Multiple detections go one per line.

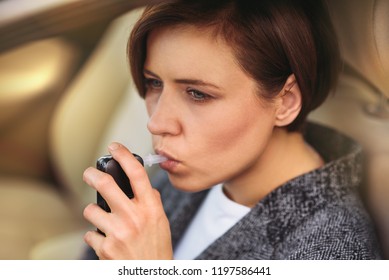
(223, 127), (324, 207)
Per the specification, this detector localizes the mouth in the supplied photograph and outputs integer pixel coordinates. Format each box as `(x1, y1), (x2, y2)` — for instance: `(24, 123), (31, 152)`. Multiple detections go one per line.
(155, 149), (180, 171)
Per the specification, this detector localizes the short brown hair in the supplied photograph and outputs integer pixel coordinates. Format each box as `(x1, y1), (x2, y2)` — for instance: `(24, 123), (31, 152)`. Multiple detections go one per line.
(128, 0), (340, 131)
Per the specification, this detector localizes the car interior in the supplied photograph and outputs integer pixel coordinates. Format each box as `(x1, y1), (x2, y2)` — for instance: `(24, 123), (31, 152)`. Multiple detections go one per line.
(0, 0), (388, 260)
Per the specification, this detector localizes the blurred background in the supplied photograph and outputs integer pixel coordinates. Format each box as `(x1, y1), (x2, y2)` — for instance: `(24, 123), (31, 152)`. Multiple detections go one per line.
(0, 0), (388, 259)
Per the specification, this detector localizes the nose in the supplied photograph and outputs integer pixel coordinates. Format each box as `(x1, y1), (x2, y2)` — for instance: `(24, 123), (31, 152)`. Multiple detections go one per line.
(146, 90), (181, 137)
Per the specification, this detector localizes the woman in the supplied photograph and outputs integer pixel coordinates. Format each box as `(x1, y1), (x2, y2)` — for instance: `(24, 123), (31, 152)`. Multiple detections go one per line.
(82, 0), (382, 259)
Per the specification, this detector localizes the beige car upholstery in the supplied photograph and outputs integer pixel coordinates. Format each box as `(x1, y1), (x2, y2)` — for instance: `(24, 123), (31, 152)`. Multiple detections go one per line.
(30, 8), (151, 260)
(0, 8), (149, 259)
(0, 37), (81, 259)
(310, 0), (389, 257)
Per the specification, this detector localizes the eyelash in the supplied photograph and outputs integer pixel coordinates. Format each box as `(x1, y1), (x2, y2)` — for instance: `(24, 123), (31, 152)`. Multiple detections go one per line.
(186, 88), (212, 103)
(144, 78), (163, 91)
(143, 77), (212, 103)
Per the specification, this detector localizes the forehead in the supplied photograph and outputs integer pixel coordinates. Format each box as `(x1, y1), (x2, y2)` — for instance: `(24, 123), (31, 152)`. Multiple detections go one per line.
(146, 25), (233, 62)
(147, 24), (228, 50)
(144, 25), (249, 84)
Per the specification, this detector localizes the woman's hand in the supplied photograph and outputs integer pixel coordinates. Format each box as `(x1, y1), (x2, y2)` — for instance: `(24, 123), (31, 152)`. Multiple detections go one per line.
(83, 142), (173, 259)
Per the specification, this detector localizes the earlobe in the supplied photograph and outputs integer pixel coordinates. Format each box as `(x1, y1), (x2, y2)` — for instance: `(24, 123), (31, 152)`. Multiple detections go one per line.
(275, 74), (302, 127)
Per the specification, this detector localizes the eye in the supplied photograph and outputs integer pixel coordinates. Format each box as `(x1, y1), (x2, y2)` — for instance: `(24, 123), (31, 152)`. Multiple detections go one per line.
(144, 78), (163, 91)
(186, 88), (212, 103)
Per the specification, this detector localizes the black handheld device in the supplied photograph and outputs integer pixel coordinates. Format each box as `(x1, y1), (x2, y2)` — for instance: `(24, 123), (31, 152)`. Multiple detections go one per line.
(96, 154), (144, 212)
(95, 154), (143, 235)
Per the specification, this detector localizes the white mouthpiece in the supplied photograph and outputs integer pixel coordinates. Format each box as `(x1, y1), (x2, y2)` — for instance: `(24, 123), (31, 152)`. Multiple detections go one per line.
(143, 154), (168, 167)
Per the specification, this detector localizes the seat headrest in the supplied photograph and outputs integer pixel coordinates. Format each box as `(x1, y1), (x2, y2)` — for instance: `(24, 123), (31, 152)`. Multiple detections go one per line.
(327, 0), (389, 96)
(49, 9), (146, 204)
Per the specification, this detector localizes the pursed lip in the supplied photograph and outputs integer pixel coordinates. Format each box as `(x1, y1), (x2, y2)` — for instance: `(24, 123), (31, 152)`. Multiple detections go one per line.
(155, 149), (178, 162)
(155, 149), (180, 170)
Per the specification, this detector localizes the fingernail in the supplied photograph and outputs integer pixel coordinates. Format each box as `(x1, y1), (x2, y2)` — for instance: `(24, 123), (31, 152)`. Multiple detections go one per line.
(108, 142), (121, 151)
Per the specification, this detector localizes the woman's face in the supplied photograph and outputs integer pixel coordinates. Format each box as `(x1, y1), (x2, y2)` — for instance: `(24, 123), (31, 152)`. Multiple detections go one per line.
(144, 25), (278, 191)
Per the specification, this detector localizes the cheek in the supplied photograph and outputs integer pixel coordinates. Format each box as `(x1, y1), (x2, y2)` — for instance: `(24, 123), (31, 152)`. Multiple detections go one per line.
(186, 104), (274, 178)
(197, 103), (274, 153)
(172, 114), (274, 192)
(201, 116), (244, 149)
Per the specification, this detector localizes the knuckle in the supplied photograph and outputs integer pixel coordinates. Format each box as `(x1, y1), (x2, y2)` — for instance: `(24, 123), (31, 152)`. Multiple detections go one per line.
(152, 189), (162, 200)
(112, 227), (133, 242)
(130, 165), (146, 180)
(145, 189), (163, 209)
(99, 242), (114, 260)
(98, 174), (115, 191)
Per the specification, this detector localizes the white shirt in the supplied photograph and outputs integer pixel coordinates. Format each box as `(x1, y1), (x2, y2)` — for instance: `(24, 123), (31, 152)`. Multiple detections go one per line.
(174, 184), (250, 259)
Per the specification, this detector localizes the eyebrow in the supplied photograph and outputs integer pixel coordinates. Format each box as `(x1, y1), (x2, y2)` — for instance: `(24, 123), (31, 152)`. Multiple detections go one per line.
(143, 69), (222, 90)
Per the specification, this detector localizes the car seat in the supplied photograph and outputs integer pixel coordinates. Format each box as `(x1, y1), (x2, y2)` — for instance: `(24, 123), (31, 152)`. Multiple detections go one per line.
(309, 0), (389, 257)
(0, 8), (151, 259)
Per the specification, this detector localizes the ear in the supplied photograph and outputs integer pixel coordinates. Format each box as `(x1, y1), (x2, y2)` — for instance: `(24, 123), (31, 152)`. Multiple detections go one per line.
(274, 74), (302, 127)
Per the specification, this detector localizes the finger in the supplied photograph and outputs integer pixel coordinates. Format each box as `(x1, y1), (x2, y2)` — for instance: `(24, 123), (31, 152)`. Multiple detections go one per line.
(83, 203), (111, 234)
(108, 142), (154, 201)
(83, 230), (105, 258)
(83, 167), (133, 212)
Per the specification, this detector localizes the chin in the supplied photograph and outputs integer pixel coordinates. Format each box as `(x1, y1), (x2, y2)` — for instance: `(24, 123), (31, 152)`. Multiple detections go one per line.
(167, 173), (215, 193)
